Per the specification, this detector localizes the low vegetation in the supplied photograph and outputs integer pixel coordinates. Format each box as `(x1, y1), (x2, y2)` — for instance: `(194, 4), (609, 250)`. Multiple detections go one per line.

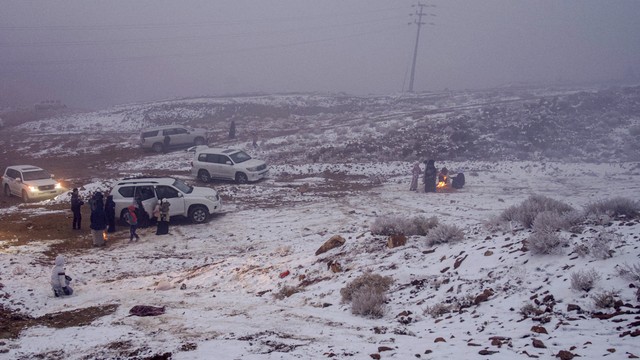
(340, 273), (393, 319)
(370, 215), (439, 236)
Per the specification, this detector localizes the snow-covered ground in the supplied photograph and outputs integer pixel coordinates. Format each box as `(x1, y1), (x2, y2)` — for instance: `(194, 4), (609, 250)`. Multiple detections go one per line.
(1, 160), (639, 359)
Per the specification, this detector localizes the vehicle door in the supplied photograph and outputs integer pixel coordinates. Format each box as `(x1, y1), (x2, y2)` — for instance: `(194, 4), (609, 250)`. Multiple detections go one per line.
(155, 185), (185, 218)
(134, 185), (157, 217)
(199, 153), (222, 179)
(217, 154), (236, 180)
(7, 169), (22, 196)
(171, 127), (190, 146)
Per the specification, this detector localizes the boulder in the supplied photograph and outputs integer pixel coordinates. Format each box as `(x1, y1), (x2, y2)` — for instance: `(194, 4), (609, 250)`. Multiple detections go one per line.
(315, 235), (345, 255)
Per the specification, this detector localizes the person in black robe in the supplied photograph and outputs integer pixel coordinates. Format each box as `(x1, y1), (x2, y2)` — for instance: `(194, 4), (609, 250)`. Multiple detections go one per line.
(423, 159), (437, 193)
(104, 194), (116, 233)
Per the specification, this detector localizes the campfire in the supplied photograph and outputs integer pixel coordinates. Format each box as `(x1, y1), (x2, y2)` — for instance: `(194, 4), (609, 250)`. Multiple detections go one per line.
(437, 175), (448, 190)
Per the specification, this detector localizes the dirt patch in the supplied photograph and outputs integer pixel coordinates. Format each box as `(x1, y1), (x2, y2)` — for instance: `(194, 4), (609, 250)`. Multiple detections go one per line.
(0, 303), (119, 340)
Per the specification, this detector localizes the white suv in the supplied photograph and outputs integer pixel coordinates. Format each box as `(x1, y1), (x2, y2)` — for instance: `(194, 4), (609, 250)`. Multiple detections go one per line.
(2, 165), (65, 202)
(110, 177), (221, 224)
(140, 125), (208, 153)
(191, 148), (268, 184)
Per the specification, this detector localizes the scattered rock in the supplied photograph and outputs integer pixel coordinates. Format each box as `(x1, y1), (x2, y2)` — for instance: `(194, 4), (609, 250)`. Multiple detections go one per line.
(531, 325), (548, 334)
(315, 235), (345, 255)
(156, 280), (173, 291)
(453, 255), (468, 269)
(556, 350), (575, 360)
(484, 250), (494, 256)
(474, 288), (494, 305)
(567, 304), (582, 312)
(387, 234), (406, 248)
(179, 283), (187, 290)
(479, 349), (499, 355)
(328, 261), (342, 273)
(369, 353), (381, 359)
(532, 339), (546, 348)
(378, 346), (393, 352)
(434, 337), (446, 343)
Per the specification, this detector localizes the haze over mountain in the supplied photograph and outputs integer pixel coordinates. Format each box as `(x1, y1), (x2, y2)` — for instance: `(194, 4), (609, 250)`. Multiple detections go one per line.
(1, 0), (639, 108)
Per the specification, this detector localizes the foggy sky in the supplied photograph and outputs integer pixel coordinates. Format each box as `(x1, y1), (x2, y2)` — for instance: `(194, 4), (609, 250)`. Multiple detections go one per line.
(1, 0), (639, 109)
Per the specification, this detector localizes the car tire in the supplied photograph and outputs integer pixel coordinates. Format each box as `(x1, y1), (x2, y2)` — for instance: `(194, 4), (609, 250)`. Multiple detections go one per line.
(194, 137), (205, 146)
(189, 205), (209, 224)
(152, 142), (164, 153)
(198, 170), (211, 183)
(22, 190), (30, 202)
(4, 184), (10, 197)
(235, 172), (248, 184)
(119, 209), (129, 225)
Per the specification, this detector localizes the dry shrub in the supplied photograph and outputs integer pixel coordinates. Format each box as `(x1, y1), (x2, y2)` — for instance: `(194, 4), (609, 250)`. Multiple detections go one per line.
(519, 303), (544, 317)
(350, 286), (387, 318)
(584, 197), (640, 219)
(591, 290), (619, 309)
(570, 269), (601, 292)
(273, 285), (301, 300)
(500, 195), (574, 228)
(532, 210), (583, 233)
(425, 224), (465, 246)
(423, 303), (452, 318)
(617, 263), (640, 282)
(527, 231), (567, 255)
(370, 215), (438, 236)
(340, 273), (393, 302)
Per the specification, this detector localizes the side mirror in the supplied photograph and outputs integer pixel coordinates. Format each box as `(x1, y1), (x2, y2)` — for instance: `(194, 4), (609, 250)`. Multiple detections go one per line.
(16, 178), (22, 183)
(226, 161), (232, 165)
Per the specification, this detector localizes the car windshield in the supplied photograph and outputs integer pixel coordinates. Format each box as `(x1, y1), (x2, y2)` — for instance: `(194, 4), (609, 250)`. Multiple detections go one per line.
(172, 179), (193, 194)
(229, 151), (251, 164)
(22, 170), (51, 181)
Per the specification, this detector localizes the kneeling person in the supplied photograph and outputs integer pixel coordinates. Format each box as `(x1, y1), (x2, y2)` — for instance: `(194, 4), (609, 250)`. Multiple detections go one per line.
(51, 255), (73, 297)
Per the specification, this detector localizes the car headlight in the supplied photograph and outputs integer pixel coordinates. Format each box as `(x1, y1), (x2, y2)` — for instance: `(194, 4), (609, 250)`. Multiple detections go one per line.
(28, 186), (38, 192)
(206, 195), (219, 202)
(246, 166), (259, 172)
(55, 183), (62, 189)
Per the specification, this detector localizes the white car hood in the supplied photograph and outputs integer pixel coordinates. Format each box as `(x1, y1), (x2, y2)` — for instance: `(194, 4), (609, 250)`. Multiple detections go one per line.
(241, 159), (266, 168)
(24, 179), (57, 187)
(189, 186), (218, 197)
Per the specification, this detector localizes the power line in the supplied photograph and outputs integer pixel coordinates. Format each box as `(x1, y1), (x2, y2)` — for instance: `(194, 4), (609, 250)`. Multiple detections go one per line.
(0, 6), (407, 31)
(0, 15), (407, 48)
(1, 24), (406, 67)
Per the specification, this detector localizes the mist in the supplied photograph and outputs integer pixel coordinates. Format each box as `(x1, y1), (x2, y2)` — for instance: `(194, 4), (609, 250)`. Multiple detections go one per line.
(1, 0), (639, 109)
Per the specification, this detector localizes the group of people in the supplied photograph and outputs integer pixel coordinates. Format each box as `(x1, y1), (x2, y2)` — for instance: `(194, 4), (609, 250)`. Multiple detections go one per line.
(71, 188), (116, 246)
(410, 159), (465, 192)
(69, 188), (172, 248)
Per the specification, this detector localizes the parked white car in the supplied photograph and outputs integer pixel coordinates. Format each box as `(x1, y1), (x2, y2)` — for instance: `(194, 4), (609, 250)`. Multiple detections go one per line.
(191, 148), (268, 184)
(140, 125), (208, 153)
(110, 177), (221, 224)
(2, 165), (65, 202)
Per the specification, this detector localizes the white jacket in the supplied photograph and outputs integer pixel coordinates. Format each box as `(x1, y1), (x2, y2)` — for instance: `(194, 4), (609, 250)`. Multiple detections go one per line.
(50, 255), (67, 288)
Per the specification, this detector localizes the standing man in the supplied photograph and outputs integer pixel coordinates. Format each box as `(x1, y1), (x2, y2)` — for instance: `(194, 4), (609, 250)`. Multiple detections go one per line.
(70, 188), (84, 230)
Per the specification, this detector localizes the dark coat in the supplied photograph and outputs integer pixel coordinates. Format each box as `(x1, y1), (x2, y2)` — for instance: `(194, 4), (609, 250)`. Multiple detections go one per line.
(90, 193), (107, 230)
(71, 194), (84, 212)
(424, 160), (437, 193)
